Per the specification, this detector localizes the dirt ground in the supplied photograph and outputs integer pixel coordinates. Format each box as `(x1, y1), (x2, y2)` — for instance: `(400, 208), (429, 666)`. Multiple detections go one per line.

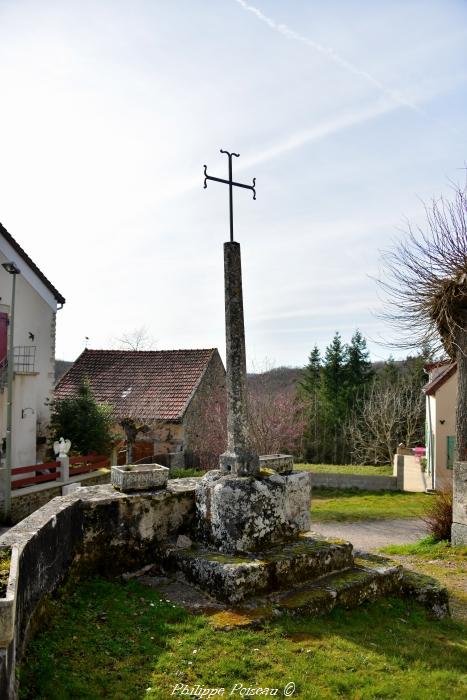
(310, 517), (428, 551)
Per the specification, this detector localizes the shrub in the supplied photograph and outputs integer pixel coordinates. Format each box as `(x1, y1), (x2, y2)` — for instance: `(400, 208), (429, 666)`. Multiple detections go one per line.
(422, 489), (453, 541)
(50, 379), (116, 456)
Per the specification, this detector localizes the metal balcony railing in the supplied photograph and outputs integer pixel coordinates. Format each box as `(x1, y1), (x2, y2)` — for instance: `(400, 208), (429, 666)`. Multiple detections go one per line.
(0, 346), (37, 389)
(13, 345), (36, 373)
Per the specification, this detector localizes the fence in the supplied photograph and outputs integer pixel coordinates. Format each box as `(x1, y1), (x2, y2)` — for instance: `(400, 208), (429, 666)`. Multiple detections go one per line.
(11, 454), (110, 491)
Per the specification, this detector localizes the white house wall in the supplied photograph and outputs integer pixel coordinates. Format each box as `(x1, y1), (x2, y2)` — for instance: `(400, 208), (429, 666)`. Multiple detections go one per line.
(433, 372), (456, 490)
(0, 251), (58, 468)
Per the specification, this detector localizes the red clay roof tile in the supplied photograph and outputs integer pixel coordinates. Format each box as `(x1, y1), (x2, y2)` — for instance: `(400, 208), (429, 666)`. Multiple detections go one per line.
(55, 348), (217, 421)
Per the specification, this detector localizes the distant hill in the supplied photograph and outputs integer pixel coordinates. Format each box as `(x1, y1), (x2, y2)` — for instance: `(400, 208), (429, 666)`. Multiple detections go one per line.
(55, 359), (73, 384)
(247, 366), (304, 395)
(246, 356), (430, 396)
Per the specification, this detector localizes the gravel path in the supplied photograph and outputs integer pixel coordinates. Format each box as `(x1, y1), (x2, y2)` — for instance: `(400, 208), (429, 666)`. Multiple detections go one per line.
(310, 518), (428, 552)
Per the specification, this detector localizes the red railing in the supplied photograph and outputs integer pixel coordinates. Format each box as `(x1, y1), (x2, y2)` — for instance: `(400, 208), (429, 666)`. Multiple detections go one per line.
(69, 455), (110, 475)
(11, 454), (110, 490)
(11, 461), (60, 490)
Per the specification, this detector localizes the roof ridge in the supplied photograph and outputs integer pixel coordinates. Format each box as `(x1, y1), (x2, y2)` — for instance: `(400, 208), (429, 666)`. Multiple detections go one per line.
(0, 222), (65, 305)
(423, 361), (457, 396)
(83, 348), (216, 354)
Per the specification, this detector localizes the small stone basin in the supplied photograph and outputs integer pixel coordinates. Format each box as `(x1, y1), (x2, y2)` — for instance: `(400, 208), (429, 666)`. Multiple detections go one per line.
(111, 464), (169, 492)
(259, 454), (294, 475)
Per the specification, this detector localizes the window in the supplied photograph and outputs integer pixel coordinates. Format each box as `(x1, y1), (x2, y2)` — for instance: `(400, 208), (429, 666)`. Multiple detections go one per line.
(447, 436), (456, 470)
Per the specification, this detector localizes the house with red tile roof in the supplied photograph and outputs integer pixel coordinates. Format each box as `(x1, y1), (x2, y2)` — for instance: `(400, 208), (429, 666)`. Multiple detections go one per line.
(423, 360), (457, 490)
(0, 222), (65, 469)
(55, 348), (226, 465)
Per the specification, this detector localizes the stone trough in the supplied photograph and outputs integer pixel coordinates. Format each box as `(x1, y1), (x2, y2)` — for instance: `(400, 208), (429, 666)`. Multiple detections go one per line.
(111, 464), (169, 492)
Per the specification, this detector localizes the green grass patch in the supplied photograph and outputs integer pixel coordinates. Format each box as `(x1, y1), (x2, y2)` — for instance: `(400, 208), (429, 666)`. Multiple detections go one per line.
(380, 536), (467, 558)
(297, 463), (393, 476)
(169, 468), (206, 479)
(379, 538), (467, 623)
(311, 488), (429, 522)
(19, 577), (467, 700)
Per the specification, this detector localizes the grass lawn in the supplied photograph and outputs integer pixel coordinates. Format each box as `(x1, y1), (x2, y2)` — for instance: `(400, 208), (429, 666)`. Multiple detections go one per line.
(297, 463), (393, 476)
(311, 488), (430, 522)
(19, 577), (467, 700)
(380, 537), (467, 622)
(169, 468), (206, 479)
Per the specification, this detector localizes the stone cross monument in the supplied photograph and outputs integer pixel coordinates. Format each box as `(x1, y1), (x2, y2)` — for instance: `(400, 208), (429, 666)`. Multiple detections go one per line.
(197, 150), (312, 554)
(204, 150), (259, 476)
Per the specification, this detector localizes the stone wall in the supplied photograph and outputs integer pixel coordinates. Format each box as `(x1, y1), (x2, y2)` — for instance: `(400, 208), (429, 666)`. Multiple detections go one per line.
(0, 478), (198, 698)
(0, 469), (110, 524)
(113, 422), (185, 463)
(393, 454), (430, 492)
(310, 472), (398, 491)
(183, 350), (226, 458)
(452, 461), (467, 544)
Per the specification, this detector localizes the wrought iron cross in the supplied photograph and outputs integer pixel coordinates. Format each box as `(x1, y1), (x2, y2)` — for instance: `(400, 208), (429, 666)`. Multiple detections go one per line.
(203, 149), (256, 242)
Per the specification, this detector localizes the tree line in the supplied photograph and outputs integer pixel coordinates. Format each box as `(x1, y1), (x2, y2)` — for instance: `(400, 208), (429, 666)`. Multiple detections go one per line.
(299, 331), (429, 465)
(49, 332), (430, 468)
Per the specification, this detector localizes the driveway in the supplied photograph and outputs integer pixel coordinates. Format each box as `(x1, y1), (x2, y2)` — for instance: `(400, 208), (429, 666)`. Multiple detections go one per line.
(310, 517), (428, 552)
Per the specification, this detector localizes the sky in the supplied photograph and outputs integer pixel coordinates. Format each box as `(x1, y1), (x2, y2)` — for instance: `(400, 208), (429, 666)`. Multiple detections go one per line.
(0, 0), (466, 369)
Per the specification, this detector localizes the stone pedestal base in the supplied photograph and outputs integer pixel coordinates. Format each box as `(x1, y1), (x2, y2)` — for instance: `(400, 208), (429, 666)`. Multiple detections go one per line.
(196, 470), (312, 553)
(219, 450), (259, 477)
(452, 461), (467, 545)
(452, 522), (467, 545)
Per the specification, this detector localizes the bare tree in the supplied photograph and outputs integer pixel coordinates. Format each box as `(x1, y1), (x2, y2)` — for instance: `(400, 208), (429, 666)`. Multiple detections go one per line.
(378, 182), (467, 460)
(188, 388), (227, 470)
(188, 369), (306, 468)
(347, 377), (424, 465)
(119, 417), (150, 464)
(114, 326), (157, 351)
(247, 366), (306, 457)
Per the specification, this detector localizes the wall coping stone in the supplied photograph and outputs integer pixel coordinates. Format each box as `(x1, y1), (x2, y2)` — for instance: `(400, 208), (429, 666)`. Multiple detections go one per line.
(0, 478), (200, 698)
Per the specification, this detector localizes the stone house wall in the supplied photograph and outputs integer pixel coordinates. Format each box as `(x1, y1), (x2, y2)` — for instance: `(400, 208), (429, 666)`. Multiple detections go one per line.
(183, 350), (226, 462)
(111, 350), (225, 466)
(113, 422), (184, 464)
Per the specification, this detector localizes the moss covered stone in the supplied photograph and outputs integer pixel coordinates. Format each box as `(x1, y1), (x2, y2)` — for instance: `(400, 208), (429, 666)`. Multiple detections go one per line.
(400, 570), (450, 618)
(0, 547), (11, 598)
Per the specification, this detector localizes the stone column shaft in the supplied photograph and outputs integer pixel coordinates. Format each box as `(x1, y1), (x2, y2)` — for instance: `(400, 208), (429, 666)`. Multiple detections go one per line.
(220, 242), (258, 476)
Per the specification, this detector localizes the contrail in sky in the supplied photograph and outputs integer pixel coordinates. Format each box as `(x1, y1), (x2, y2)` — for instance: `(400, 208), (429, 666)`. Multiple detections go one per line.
(240, 99), (399, 170)
(233, 0), (426, 117)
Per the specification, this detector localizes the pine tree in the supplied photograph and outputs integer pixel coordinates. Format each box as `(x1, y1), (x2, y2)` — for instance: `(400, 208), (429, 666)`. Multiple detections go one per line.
(379, 355), (399, 384)
(321, 332), (346, 406)
(319, 332), (348, 462)
(300, 346), (322, 463)
(345, 329), (373, 393)
(299, 345), (321, 398)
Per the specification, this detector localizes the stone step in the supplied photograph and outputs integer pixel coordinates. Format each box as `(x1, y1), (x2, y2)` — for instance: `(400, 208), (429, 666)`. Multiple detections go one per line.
(164, 533), (354, 604)
(267, 558), (404, 617)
